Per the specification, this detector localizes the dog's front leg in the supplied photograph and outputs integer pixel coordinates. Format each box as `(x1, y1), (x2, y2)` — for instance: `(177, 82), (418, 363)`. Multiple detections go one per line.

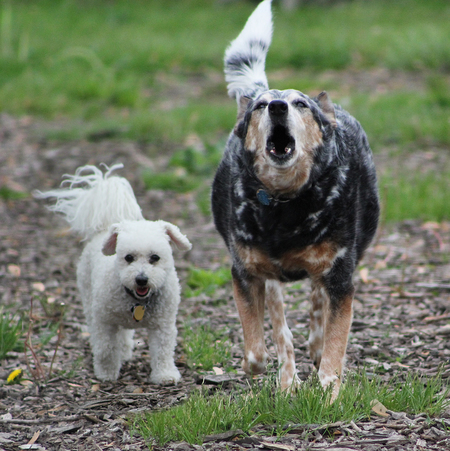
(147, 321), (181, 385)
(265, 280), (299, 391)
(317, 279), (354, 402)
(90, 322), (123, 381)
(232, 267), (269, 376)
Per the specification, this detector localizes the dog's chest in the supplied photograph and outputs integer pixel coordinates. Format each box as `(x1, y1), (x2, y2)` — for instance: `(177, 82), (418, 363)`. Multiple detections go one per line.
(106, 296), (159, 329)
(235, 238), (341, 281)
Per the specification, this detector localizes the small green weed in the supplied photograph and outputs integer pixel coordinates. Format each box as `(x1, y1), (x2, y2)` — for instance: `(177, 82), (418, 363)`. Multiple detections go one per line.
(131, 369), (449, 446)
(0, 310), (23, 359)
(185, 267), (231, 297)
(0, 186), (28, 201)
(182, 322), (232, 372)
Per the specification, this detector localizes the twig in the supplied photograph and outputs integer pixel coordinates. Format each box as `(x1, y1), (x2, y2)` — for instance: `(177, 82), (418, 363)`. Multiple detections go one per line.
(0, 415), (84, 425)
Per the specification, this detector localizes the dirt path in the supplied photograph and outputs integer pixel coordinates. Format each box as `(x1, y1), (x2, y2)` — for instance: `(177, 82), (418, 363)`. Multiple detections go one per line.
(1, 114), (450, 450)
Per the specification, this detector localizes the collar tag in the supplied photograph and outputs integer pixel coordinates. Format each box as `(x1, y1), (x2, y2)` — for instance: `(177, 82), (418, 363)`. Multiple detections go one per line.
(256, 189), (271, 206)
(132, 305), (145, 322)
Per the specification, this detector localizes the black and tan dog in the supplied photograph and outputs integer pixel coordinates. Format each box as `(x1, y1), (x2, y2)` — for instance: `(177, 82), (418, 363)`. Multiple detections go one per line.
(211, 0), (379, 400)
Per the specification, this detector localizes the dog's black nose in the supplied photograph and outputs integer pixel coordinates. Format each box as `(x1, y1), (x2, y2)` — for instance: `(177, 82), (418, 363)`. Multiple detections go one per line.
(135, 274), (148, 286)
(268, 100), (288, 116)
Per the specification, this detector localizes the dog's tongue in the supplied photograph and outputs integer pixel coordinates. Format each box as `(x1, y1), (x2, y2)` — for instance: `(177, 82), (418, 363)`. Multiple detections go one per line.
(136, 287), (149, 297)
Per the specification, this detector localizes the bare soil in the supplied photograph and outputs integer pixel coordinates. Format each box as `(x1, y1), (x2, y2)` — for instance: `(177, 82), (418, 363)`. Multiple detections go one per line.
(1, 113), (450, 451)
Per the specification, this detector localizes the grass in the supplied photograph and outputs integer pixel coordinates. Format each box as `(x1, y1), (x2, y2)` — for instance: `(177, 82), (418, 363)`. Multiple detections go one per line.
(1, 0), (449, 222)
(131, 369), (450, 446)
(184, 266), (232, 298)
(0, 186), (28, 201)
(182, 322), (232, 372)
(0, 310), (23, 359)
(0, 0), (449, 149)
(380, 170), (450, 222)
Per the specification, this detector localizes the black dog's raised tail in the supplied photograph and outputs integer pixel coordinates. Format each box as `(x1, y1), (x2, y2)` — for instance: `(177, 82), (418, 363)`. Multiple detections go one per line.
(224, 0), (272, 102)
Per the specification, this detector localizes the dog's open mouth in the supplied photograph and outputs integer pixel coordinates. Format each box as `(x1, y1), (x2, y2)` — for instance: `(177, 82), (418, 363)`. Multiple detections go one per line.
(266, 125), (295, 163)
(135, 286), (150, 298)
(125, 286), (151, 299)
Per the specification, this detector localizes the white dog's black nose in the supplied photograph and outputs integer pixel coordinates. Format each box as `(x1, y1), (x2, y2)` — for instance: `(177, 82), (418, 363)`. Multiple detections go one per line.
(135, 274), (148, 286)
(269, 100), (288, 117)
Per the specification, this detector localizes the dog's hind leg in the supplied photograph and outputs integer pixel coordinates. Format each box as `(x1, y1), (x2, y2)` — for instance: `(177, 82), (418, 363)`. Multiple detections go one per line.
(317, 280), (354, 402)
(308, 282), (327, 369)
(232, 268), (269, 376)
(266, 280), (299, 391)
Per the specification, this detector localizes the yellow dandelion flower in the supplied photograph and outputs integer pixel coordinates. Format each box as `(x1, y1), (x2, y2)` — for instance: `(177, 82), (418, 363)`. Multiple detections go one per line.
(7, 369), (22, 384)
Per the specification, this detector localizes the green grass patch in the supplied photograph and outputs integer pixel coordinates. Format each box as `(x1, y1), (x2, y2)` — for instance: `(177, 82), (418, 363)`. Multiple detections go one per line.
(347, 76), (450, 148)
(131, 369), (449, 446)
(0, 310), (23, 359)
(380, 170), (450, 222)
(185, 267), (232, 297)
(1, 0), (449, 147)
(0, 186), (28, 201)
(142, 144), (222, 215)
(182, 322), (232, 372)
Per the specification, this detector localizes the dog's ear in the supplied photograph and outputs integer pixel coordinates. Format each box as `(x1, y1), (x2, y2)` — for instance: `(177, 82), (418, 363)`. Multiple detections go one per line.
(157, 221), (192, 251)
(317, 91), (337, 129)
(102, 224), (120, 256)
(237, 96), (251, 121)
(234, 96), (251, 138)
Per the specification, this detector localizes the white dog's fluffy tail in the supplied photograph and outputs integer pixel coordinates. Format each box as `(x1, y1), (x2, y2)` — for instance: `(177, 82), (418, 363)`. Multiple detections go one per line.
(35, 164), (143, 240)
(224, 0), (273, 101)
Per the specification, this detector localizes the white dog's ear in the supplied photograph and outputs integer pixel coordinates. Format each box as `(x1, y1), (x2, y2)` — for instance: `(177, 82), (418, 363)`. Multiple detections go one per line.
(102, 224), (120, 256)
(157, 221), (192, 251)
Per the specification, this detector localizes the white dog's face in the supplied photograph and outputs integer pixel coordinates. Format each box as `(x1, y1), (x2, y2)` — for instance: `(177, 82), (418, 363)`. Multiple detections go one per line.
(102, 220), (192, 301)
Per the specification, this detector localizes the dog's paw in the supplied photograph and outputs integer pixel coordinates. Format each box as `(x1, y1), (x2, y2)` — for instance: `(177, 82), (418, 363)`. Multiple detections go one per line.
(319, 372), (340, 403)
(93, 361), (121, 381)
(94, 369), (120, 382)
(149, 368), (181, 385)
(279, 373), (302, 394)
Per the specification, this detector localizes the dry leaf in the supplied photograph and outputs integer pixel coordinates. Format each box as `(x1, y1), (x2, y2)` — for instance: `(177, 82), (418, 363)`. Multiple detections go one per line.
(133, 387), (144, 394)
(436, 324), (450, 335)
(27, 430), (40, 445)
(359, 267), (369, 283)
(32, 282), (45, 292)
(374, 260), (387, 270)
(212, 367), (224, 375)
(370, 399), (389, 417)
(7, 264), (21, 277)
(260, 442), (295, 451)
(91, 384), (100, 392)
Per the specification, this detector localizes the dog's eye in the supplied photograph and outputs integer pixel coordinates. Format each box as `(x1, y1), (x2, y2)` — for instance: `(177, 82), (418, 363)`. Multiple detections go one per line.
(124, 254), (134, 263)
(255, 102), (268, 110)
(293, 100), (308, 108)
(149, 254), (160, 264)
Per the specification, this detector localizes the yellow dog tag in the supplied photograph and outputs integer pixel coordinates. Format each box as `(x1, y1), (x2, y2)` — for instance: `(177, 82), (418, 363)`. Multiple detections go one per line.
(133, 305), (145, 322)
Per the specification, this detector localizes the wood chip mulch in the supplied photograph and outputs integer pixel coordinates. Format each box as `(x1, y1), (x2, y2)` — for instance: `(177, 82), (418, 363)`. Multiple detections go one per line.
(0, 114), (449, 450)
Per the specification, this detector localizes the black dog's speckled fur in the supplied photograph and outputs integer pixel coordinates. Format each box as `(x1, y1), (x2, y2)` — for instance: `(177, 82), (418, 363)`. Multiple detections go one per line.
(211, 0), (379, 395)
(212, 90), (379, 305)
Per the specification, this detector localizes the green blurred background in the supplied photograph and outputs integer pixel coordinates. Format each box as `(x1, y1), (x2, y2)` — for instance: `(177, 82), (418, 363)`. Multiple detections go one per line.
(1, 0), (449, 221)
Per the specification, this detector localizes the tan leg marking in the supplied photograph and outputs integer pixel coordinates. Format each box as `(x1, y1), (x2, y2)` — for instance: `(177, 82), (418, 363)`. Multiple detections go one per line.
(308, 282), (326, 369)
(318, 292), (353, 402)
(265, 280), (300, 391)
(232, 275), (268, 375)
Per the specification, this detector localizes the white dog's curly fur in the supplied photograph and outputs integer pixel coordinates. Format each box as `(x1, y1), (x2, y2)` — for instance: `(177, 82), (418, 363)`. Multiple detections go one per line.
(36, 164), (192, 384)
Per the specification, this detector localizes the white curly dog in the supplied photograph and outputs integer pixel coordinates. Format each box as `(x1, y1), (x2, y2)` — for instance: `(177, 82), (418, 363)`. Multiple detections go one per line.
(36, 164), (191, 384)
